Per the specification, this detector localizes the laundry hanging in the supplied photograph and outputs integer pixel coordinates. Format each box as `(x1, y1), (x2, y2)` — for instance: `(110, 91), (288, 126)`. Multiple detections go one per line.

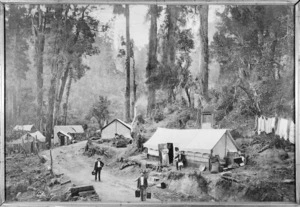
(289, 121), (295, 144)
(278, 118), (288, 140)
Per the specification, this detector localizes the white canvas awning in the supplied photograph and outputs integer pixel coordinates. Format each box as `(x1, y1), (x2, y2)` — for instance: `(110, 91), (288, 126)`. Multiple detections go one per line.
(53, 125), (84, 144)
(57, 131), (73, 140)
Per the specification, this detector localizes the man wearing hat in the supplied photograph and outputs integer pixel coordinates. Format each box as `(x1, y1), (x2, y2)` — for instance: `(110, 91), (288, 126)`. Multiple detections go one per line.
(94, 157), (104, 181)
(137, 170), (148, 201)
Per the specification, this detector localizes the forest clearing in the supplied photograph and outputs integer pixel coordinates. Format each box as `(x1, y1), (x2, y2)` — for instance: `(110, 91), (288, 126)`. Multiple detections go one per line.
(4, 3), (296, 204)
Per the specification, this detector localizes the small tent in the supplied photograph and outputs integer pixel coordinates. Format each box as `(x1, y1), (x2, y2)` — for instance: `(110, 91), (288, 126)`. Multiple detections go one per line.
(53, 125), (84, 145)
(8, 130), (46, 154)
(143, 128), (238, 167)
(101, 119), (132, 139)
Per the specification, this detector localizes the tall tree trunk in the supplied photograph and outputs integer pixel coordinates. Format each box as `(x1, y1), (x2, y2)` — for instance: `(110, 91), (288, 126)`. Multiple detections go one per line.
(269, 31), (279, 80)
(53, 62), (70, 126)
(46, 63), (58, 148)
(34, 6), (45, 131)
(165, 5), (177, 103)
(198, 5), (209, 97)
(146, 5), (158, 116)
(63, 69), (72, 125)
(124, 4), (131, 122)
(131, 57), (137, 119)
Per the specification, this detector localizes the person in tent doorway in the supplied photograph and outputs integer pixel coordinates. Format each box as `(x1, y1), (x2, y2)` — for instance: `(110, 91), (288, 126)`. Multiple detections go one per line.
(162, 145), (169, 167)
(94, 157), (104, 181)
(137, 170), (148, 201)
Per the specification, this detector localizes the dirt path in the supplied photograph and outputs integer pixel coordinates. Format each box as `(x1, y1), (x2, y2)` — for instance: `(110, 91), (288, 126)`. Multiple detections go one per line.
(41, 141), (160, 203)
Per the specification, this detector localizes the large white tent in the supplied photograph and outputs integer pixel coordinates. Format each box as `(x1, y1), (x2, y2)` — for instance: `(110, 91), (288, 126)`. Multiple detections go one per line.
(143, 128), (239, 166)
(101, 119), (132, 139)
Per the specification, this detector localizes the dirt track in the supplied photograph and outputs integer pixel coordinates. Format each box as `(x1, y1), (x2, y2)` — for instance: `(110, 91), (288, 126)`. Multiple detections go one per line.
(41, 141), (160, 203)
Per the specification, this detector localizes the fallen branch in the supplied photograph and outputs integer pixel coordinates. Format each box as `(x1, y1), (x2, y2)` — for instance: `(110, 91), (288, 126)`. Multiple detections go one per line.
(50, 149), (54, 176)
(258, 145), (270, 153)
(282, 179), (295, 184)
(61, 180), (71, 185)
(221, 175), (241, 183)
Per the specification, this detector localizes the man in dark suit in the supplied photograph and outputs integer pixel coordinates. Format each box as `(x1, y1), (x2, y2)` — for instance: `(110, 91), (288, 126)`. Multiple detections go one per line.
(94, 157), (104, 181)
(137, 171), (148, 201)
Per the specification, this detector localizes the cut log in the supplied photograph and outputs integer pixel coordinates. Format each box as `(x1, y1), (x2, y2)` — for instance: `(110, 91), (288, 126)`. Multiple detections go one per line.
(258, 145), (270, 153)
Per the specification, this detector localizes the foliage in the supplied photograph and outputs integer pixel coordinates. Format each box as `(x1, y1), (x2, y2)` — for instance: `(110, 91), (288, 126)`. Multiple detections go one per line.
(5, 5), (32, 127)
(211, 5), (294, 130)
(155, 6), (195, 99)
(88, 96), (111, 129)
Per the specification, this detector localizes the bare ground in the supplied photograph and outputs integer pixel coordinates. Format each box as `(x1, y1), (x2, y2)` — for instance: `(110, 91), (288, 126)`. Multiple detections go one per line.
(40, 141), (161, 203)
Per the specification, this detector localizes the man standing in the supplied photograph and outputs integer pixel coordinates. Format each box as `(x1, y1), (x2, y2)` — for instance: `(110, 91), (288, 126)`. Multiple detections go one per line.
(175, 151), (184, 170)
(137, 171), (148, 201)
(137, 133), (142, 152)
(94, 157), (104, 181)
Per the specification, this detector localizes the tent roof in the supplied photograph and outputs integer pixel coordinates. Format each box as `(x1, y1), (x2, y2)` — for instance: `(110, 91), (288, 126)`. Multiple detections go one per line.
(143, 128), (231, 153)
(9, 131), (46, 144)
(101, 119), (131, 131)
(13, 125), (35, 131)
(29, 131), (46, 142)
(54, 125), (84, 133)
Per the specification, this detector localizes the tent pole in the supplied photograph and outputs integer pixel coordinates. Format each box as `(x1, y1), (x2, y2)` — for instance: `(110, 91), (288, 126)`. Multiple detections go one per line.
(225, 132), (227, 158)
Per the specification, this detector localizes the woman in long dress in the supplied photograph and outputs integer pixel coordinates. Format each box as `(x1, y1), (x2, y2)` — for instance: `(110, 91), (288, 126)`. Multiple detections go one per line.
(162, 146), (169, 166)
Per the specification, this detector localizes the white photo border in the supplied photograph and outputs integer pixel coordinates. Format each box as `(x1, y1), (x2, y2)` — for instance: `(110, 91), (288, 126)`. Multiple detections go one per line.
(0, 1), (299, 206)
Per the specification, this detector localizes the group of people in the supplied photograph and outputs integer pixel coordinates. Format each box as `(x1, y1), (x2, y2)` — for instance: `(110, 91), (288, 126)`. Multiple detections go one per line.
(160, 146), (186, 170)
(92, 146), (186, 202)
(93, 157), (149, 201)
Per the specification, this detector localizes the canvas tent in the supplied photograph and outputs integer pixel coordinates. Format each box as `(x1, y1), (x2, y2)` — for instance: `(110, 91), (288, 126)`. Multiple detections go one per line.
(7, 131), (46, 154)
(101, 119), (132, 139)
(13, 125), (36, 132)
(143, 128), (238, 167)
(54, 125), (84, 145)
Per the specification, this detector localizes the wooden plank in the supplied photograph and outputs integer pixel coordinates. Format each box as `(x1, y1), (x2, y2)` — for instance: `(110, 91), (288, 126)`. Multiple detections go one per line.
(69, 185), (95, 194)
(0, 0), (297, 5)
(78, 190), (96, 197)
(296, 2), (300, 205)
(0, 3), (5, 206)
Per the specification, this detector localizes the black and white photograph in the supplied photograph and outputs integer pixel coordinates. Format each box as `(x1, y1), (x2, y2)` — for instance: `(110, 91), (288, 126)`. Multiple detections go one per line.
(1, 1), (299, 204)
